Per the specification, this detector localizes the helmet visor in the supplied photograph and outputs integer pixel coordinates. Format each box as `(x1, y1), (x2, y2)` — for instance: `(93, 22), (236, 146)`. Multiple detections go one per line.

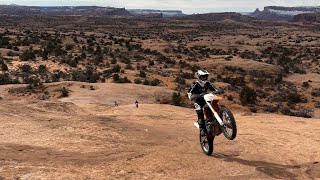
(199, 75), (208, 81)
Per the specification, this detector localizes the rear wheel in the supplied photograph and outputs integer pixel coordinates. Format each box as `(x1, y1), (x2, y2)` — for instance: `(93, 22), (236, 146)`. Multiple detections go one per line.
(200, 130), (214, 155)
(220, 107), (237, 140)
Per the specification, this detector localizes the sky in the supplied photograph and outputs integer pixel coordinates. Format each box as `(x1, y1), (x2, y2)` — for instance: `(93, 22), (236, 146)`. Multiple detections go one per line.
(0, 0), (319, 14)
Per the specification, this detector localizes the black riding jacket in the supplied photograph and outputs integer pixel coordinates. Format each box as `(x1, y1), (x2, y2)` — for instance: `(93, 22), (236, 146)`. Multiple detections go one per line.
(187, 81), (219, 101)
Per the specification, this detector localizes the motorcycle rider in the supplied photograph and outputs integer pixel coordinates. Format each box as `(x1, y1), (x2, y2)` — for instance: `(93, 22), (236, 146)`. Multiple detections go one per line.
(188, 70), (222, 133)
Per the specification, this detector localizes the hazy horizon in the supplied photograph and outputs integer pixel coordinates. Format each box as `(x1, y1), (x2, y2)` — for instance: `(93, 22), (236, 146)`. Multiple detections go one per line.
(0, 0), (319, 14)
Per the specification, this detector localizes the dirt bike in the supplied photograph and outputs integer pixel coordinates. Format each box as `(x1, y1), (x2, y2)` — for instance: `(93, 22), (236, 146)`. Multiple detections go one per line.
(194, 92), (237, 156)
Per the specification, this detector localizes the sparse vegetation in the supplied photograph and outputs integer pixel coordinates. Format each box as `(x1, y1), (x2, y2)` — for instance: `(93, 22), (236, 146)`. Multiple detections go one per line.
(60, 87), (69, 97)
(240, 86), (257, 105)
(171, 92), (183, 106)
(0, 14), (317, 118)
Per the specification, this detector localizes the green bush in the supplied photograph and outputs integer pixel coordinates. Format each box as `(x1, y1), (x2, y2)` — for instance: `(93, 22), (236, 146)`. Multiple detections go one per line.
(302, 81), (310, 88)
(60, 87), (69, 97)
(1, 61), (8, 71)
(172, 92), (183, 106)
(134, 78), (142, 84)
(249, 106), (258, 113)
(139, 70), (147, 78)
(287, 93), (302, 104)
(113, 74), (120, 82)
(38, 65), (47, 73)
(240, 86), (257, 105)
(20, 64), (32, 73)
(112, 64), (121, 73)
(143, 80), (150, 85)
(19, 50), (36, 61)
(150, 79), (161, 86)
(175, 76), (186, 85)
(0, 73), (13, 85)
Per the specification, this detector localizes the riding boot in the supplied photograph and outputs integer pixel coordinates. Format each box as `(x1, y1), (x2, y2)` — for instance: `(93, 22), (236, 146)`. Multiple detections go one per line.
(196, 110), (206, 133)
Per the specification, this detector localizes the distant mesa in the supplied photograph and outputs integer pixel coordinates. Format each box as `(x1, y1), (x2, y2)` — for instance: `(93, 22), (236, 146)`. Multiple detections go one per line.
(0, 5), (185, 18)
(293, 13), (320, 23)
(0, 5), (132, 16)
(250, 6), (320, 21)
(128, 9), (185, 17)
(176, 12), (254, 22)
(2, 4), (320, 22)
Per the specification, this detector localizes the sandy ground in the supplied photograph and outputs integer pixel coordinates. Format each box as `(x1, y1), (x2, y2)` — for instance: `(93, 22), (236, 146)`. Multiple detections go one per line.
(0, 83), (319, 179)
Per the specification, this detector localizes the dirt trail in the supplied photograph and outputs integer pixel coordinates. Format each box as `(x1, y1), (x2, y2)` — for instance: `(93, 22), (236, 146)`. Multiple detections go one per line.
(0, 83), (319, 179)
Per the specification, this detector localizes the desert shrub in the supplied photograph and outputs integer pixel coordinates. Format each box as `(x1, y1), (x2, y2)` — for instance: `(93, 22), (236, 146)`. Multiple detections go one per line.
(311, 88), (320, 97)
(225, 56), (233, 61)
(0, 61), (8, 71)
(65, 44), (74, 51)
(302, 82), (310, 88)
(23, 76), (41, 86)
(149, 60), (155, 66)
(19, 50), (36, 61)
(294, 109), (313, 118)
(249, 106), (257, 113)
(139, 70), (147, 78)
(7, 51), (15, 56)
(113, 74), (131, 83)
(172, 92), (183, 106)
(223, 76), (245, 86)
(150, 78), (161, 86)
(38, 65), (47, 73)
(143, 80), (150, 85)
(134, 78), (142, 84)
(112, 74), (120, 82)
(60, 87), (69, 97)
(111, 58), (117, 64)
(88, 73), (100, 83)
(315, 102), (320, 108)
(71, 68), (99, 83)
(263, 105), (279, 113)
(240, 86), (257, 105)
(116, 77), (131, 83)
(112, 64), (121, 73)
(180, 72), (194, 79)
(20, 64), (32, 73)
(287, 93), (302, 104)
(0, 73), (18, 85)
(274, 75), (283, 83)
(175, 76), (186, 85)
(125, 64), (134, 70)
(280, 107), (293, 116)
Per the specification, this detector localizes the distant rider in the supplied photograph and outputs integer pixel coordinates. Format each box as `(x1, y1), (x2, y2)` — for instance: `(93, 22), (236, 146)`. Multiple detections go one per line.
(187, 70), (221, 133)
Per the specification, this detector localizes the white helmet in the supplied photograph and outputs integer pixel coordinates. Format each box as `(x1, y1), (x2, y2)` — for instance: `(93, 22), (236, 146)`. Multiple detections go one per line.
(196, 70), (210, 87)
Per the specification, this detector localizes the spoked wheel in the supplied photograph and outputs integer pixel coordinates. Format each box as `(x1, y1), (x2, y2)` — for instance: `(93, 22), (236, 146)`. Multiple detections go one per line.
(200, 130), (214, 155)
(220, 107), (237, 140)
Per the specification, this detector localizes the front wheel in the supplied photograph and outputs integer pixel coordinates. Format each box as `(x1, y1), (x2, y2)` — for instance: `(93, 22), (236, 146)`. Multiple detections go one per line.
(200, 131), (214, 155)
(220, 107), (237, 140)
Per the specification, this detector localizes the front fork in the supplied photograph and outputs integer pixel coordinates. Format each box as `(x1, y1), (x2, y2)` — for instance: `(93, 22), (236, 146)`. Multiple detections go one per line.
(205, 101), (224, 126)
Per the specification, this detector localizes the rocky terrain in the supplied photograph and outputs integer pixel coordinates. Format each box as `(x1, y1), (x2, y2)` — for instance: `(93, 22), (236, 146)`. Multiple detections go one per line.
(1, 14), (320, 118)
(0, 82), (319, 179)
(0, 5), (320, 179)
